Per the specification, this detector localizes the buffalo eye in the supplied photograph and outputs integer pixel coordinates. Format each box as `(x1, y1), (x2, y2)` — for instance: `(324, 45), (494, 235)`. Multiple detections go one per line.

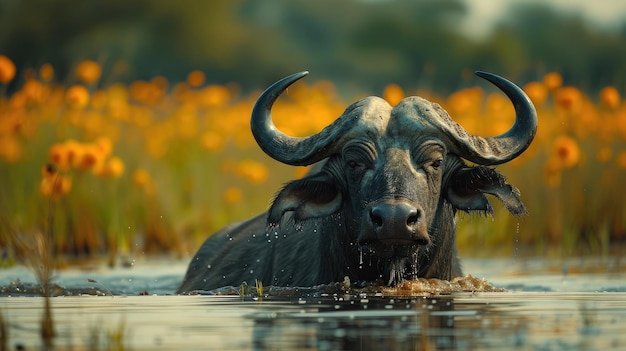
(347, 160), (359, 169)
(431, 159), (442, 170)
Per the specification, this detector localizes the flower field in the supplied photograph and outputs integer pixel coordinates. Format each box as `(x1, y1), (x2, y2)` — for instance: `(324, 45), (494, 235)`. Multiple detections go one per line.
(1, 55), (625, 266)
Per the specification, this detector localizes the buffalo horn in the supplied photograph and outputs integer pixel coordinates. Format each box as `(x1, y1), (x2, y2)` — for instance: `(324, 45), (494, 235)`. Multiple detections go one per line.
(453, 71), (538, 165)
(251, 71), (371, 166)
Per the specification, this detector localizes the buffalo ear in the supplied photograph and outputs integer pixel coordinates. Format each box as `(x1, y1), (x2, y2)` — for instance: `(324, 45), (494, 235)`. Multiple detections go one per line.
(446, 166), (527, 216)
(267, 172), (343, 225)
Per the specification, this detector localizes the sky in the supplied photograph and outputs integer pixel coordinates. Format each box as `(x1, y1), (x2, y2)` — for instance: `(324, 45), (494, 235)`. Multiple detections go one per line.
(462, 0), (626, 39)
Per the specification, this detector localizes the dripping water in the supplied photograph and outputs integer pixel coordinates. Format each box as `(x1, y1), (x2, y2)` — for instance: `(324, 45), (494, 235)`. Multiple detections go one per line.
(265, 223), (280, 243)
(359, 247), (364, 269)
(387, 257), (407, 286)
(513, 221), (521, 262)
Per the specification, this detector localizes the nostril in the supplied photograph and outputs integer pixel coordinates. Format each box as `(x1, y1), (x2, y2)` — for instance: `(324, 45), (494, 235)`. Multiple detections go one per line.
(406, 209), (421, 226)
(370, 209), (383, 228)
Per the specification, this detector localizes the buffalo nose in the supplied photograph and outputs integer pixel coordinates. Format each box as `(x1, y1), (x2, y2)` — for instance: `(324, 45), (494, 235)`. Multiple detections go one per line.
(369, 202), (427, 244)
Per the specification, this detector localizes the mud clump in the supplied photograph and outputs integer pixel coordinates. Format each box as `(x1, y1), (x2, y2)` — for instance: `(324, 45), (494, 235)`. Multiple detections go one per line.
(385, 275), (505, 296)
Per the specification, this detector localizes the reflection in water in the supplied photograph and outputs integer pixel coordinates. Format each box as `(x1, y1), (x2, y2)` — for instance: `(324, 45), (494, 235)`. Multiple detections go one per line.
(249, 296), (456, 350)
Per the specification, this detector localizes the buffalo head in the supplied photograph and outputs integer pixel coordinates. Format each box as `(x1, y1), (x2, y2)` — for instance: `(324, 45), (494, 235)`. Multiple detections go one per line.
(251, 71), (536, 282)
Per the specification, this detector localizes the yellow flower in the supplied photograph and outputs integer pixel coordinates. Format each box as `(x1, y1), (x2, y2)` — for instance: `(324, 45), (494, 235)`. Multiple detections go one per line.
(0, 136), (22, 163)
(128, 79), (166, 106)
(133, 169), (150, 186)
(152, 76), (169, 91)
(543, 72), (562, 91)
(76, 60), (101, 84)
(600, 86), (620, 110)
(22, 79), (45, 104)
(523, 81), (548, 107)
(199, 85), (231, 106)
(555, 87), (582, 112)
(63, 139), (84, 168)
(235, 159), (269, 184)
(40, 174), (72, 199)
(97, 156), (125, 178)
(551, 135), (581, 169)
(201, 131), (224, 152)
(76, 144), (105, 172)
(48, 142), (70, 171)
(133, 169), (155, 195)
(294, 166), (312, 179)
(223, 186), (242, 205)
(187, 70), (206, 87)
(94, 136), (113, 158)
(446, 87), (483, 114)
(40, 63), (54, 82)
(66, 85), (90, 109)
(91, 90), (107, 110)
(41, 164), (57, 179)
(0, 55), (16, 84)
(383, 84), (405, 106)
(130, 80), (149, 104)
(597, 146), (612, 163)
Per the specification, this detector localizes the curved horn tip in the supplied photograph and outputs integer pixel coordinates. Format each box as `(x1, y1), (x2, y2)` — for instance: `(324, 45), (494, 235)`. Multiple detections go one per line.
(474, 70), (504, 83)
(263, 71), (310, 95)
(287, 70), (309, 81)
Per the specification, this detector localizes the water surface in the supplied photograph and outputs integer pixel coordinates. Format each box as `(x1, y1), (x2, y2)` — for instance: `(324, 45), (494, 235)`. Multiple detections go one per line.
(1, 257), (625, 350)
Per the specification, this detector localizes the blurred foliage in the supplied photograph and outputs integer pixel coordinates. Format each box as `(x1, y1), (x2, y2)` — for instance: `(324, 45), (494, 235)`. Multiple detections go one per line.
(1, 54), (626, 264)
(1, 0), (626, 95)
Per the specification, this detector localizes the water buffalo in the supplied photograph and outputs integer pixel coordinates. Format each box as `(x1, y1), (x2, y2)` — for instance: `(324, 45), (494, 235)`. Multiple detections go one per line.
(177, 71), (537, 293)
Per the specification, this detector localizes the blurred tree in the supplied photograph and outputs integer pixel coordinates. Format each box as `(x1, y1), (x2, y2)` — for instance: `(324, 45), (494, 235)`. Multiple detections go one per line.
(0, 0), (625, 94)
(488, 3), (626, 90)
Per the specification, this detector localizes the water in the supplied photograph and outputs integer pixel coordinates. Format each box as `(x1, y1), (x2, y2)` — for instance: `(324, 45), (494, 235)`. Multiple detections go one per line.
(1, 256), (625, 350)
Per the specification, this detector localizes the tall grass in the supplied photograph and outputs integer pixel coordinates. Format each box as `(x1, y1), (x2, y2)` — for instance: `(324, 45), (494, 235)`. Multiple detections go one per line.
(0, 55), (625, 263)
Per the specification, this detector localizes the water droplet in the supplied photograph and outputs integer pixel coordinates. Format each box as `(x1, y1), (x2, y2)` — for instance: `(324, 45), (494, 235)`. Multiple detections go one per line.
(207, 264), (212, 269)
(249, 270), (254, 274)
